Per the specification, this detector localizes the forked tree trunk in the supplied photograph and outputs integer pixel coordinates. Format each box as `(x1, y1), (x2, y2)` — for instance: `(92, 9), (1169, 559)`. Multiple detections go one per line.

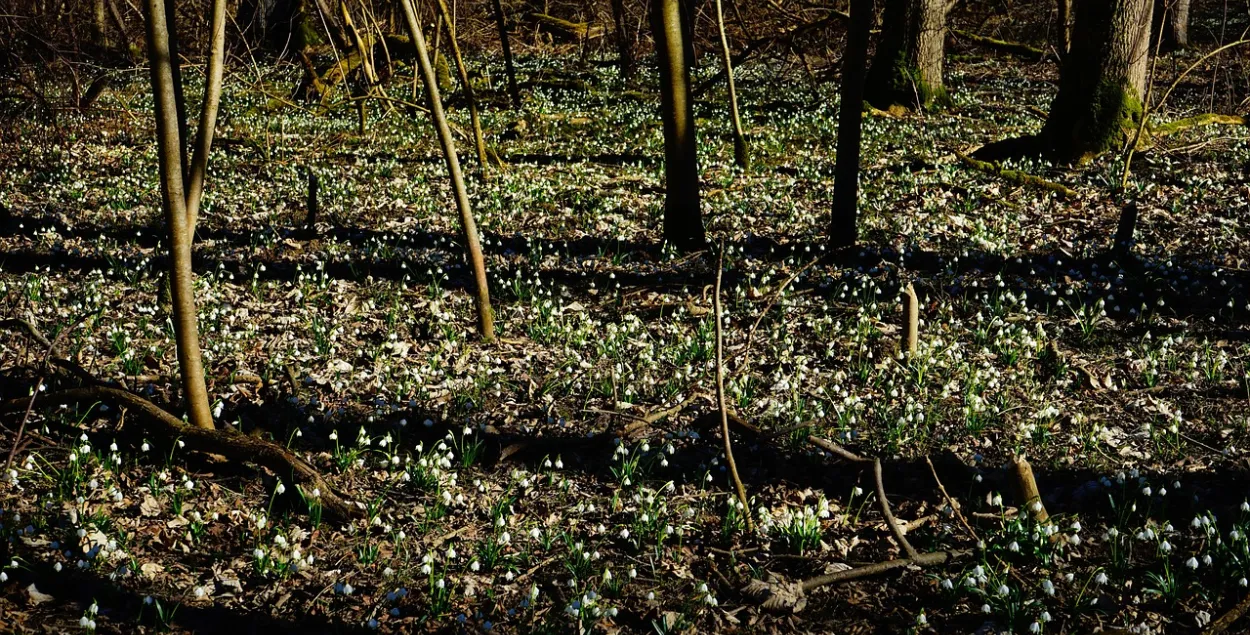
(142, 0), (218, 430)
(186, 0), (228, 234)
(831, 0), (873, 248)
(714, 0), (749, 169)
(610, 0), (634, 80)
(1152, 0), (1189, 50)
(490, 0), (521, 107)
(865, 0), (947, 111)
(1038, 0), (1153, 162)
(652, 0), (705, 252)
(435, 0), (489, 168)
(398, 0), (496, 343)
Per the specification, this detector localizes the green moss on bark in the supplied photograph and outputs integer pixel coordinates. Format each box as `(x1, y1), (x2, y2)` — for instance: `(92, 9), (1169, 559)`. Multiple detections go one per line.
(865, 52), (949, 111)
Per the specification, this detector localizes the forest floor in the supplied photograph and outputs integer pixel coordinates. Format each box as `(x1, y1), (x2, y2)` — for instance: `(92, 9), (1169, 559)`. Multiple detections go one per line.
(1, 30), (1249, 635)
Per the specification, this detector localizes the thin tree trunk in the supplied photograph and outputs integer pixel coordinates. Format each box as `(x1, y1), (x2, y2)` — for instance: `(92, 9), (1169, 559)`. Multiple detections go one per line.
(1057, 0), (1071, 54)
(93, 0), (112, 48)
(398, 0), (496, 343)
(185, 0), (228, 234)
(610, 0), (634, 80)
(831, 0), (873, 248)
(1039, 0), (1154, 162)
(489, 0), (520, 107)
(714, 0), (749, 169)
(164, 0), (189, 182)
(865, 0), (947, 111)
(142, 0), (215, 430)
(652, 0), (705, 252)
(435, 0), (489, 168)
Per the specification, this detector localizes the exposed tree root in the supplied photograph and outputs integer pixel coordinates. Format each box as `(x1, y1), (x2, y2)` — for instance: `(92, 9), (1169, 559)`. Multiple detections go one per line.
(949, 29), (1047, 61)
(0, 386), (362, 523)
(1206, 591), (1250, 634)
(1152, 113), (1248, 139)
(955, 149), (1077, 198)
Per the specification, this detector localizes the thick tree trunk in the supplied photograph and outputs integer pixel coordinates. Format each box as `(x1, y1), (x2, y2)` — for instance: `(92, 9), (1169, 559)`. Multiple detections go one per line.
(490, 0), (521, 108)
(142, 0), (215, 430)
(1038, 0), (1153, 162)
(831, 0), (873, 248)
(865, 0), (947, 111)
(610, 0), (634, 80)
(652, 0), (705, 252)
(398, 0), (496, 343)
(714, 0), (748, 168)
(1152, 0), (1189, 50)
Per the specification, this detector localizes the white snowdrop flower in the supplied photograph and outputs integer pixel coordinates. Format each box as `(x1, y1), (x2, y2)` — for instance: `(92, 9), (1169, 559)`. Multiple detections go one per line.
(1186, 557), (1200, 569)
(940, 578), (954, 591)
(54, 562), (62, 572)
(1142, 486), (1152, 496)
(916, 613), (927, 625)
(1040, 611), (1051, 622)
(646, 591), (656, 601)
(470, 560), (480, 572)
(253, 548), (265, 559)
(1159, 540), (1172, 553)
(1240, 578), (1248, 587)
(0, 572), (7, 582)
(992, 493), (1003, 507)
(435, 578), (445, 589)
(109, 443), (118, 452)
(80, 617), (91, 628)
(446, 546), (456, 559)
(1071, 521), (1082, 532)
(177, 440), (185, 448)
(996, 584), (1009, 597)
(629, 567), (637, 579)
(1203, 555), (1213, 565)
(619, 528), (630, 539)
(329, 431), (338, 441)
(343, 583), (355, 594)
(1070, 534), (1082, 546)
(1029, 622), (1041, 633)
(555, 458), (564, 469)
(982, 604), (992, 614)
(1008, 541), (1019, 552)
(1242, 501), (1250, 513)
(1095, 572), (1108, 584)
(275, 482), (286, 495)
(141, 443), (150, 452)
(1042, 579), (1055, 596)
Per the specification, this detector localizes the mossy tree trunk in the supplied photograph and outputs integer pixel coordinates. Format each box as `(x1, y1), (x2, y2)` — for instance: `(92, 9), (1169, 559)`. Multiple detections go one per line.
(831, 0), (873, 248)
(1152, 0), (1189, 51)
(652, 0), (705, 252)
(865, 0), (948, 111)
(1038, 0), (1153, 162)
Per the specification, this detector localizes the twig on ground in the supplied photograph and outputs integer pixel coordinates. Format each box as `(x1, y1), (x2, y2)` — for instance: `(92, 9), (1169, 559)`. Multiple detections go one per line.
(955, 150), (1077, 198)
(1205, 591), (1250, 634)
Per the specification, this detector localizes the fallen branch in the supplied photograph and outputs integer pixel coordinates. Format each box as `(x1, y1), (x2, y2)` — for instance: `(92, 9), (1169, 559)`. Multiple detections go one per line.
(955, 150), (1077, 198)
(799, 549), (970, 590)
(949, 29), (1047, 61)
(0, 386), (361, 523)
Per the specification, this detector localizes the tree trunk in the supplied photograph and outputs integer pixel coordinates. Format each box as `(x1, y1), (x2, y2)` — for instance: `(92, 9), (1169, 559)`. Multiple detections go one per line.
(652, 0), (705, 252)
(435, 0), (489, 168)
(1152, 0), (1189, 51)
(185, 0), (227, 235)
(490, 0), (521, 108)
(714, 0), (749, 169)
(398, 0), (496, 343)
(142, 0), (215, 430)
(1056, 0), (1071, 55)
(865, 0), (947, 111)
(1038, 0), (1153, 162)
(610, 0), (634, 80)
(93, 0), (112, 48)
(831, 0), (873, 248)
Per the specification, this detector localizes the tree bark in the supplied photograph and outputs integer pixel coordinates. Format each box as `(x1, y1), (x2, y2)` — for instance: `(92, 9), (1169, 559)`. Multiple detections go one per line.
(1038, 0), (1154, 162)
(489, 0), (521, 108)
(831, 0), (873, 248)
(714, 0), (749, 169)
(610, 0), (635, 80)
(398, 0), (496, 343)
(865, 0), (948, 111)
(652, 0), (705, 252)
(1152, 0), (1188, 51)
(93, 0), (112, 48)
(142, 0), (215, 430)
